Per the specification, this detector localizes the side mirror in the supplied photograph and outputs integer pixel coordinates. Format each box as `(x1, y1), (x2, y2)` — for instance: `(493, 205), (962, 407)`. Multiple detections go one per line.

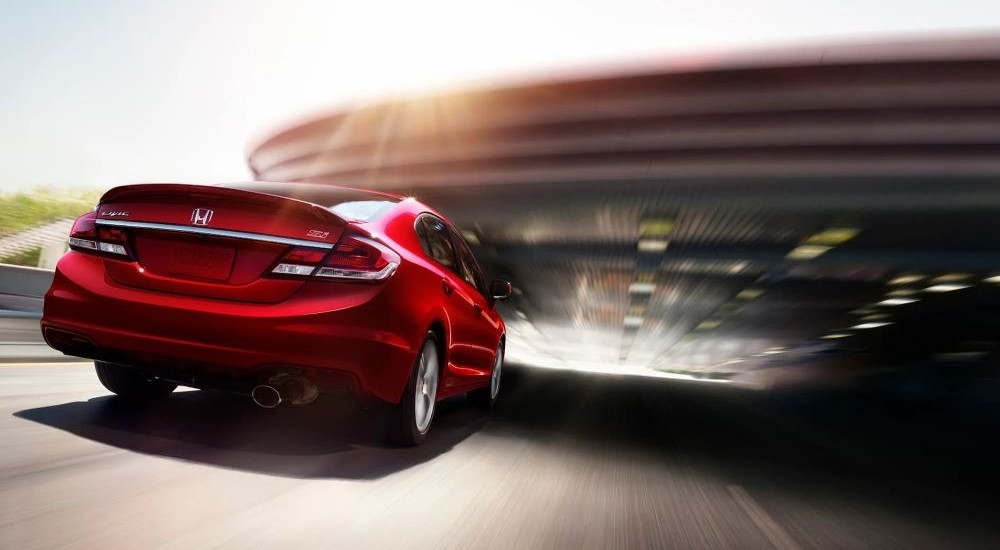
(489, 280), (513, 301)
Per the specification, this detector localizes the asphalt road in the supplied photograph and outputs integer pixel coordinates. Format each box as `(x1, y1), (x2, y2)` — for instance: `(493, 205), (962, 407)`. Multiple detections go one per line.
(0, 315), (44, 343)
(0, 316), (80, 363)
(1, 362), (998, 549)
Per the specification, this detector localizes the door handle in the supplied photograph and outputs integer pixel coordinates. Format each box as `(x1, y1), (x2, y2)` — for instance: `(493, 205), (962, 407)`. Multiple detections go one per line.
(473, 303), (482, 315)
(442, 279), (454, 296)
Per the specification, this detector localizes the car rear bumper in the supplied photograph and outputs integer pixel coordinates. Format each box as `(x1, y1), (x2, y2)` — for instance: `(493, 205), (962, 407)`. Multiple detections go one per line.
(41, 253), (418, 403)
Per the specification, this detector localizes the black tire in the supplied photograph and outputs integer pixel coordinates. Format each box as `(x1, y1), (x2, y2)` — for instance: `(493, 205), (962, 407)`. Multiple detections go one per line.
(95, 361), (176, 401)
(469, 342), (504, 410)
(387, 332), (440, 446)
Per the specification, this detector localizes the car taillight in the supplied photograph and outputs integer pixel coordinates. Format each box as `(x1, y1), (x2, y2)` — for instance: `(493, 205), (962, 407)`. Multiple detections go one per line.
(270, 235), (399, 281)
(317, 236), (400, 280)
(96, 227), (128, 255)
(68, 212), (131, 257)
(271, 247), (327, 276)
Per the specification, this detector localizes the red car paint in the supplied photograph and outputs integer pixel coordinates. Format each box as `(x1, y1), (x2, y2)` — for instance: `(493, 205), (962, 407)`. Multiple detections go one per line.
(41, 182), (506, 405)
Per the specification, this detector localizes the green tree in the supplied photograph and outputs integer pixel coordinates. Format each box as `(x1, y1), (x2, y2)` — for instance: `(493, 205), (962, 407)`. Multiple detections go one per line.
(0, 187), (104, 266)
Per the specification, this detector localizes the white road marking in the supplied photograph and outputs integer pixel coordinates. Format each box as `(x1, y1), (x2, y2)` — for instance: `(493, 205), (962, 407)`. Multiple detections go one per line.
(728, 484), (802, 550)
(0, 361), (90, 367)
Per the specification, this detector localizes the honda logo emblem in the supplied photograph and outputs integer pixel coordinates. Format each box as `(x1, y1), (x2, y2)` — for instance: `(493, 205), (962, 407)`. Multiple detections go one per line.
(190, 208), (214, 226)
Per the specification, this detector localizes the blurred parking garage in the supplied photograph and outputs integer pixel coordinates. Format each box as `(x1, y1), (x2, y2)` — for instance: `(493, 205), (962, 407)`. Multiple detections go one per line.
(248, 35), (1000, 393)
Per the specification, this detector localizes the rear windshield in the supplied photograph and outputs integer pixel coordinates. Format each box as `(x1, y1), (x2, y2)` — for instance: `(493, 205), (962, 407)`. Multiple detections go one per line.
(329, 200), (395, 222)
(224, 181), (400, 222)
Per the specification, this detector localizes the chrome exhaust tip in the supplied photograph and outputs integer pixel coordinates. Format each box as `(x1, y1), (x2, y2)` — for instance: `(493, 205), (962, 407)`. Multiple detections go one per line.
(251, 376), (319, 408)
(251, 384), (282, 408)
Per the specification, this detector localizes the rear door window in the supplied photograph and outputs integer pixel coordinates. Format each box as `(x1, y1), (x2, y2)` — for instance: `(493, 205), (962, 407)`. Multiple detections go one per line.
(450, 229), (487, 296)
(416, 216), (460, 272)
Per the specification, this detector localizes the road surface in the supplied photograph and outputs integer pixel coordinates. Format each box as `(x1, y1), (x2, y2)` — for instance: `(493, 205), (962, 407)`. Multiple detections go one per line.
(1, 362), (997, 549)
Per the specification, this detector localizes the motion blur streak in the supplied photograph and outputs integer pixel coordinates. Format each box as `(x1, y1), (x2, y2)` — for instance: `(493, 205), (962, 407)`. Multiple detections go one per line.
(0, 362), (997, 549)
(249, 35), (1000, 388)
(5, 34), (1000, 548)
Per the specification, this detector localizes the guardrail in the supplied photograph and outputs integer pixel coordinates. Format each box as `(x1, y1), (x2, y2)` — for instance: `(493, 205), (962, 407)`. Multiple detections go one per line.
(0, 263), (54, 314)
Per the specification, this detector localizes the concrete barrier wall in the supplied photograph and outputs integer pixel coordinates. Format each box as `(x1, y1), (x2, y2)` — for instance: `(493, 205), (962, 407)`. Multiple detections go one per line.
(0, 264), (54, 314)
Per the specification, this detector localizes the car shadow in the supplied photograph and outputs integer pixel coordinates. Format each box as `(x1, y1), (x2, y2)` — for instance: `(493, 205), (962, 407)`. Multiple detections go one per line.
(14, 389), (487, 479)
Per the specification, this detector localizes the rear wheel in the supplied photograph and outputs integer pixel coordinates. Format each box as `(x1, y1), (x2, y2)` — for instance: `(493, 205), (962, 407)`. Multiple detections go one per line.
(388, 333), (440, 446)
(470, 343), (503, 409)
(95, 361), (176, 401)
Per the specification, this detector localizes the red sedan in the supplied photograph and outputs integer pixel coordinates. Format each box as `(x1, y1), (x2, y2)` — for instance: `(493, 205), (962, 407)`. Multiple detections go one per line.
(41, 182), (511, 445)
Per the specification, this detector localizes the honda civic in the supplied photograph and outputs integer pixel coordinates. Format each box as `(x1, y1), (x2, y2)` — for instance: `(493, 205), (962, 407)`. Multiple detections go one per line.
(41, 181), (511, 445)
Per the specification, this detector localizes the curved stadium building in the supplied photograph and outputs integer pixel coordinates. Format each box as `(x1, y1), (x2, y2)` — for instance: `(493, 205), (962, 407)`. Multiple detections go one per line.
(247, 35), (1000, 380)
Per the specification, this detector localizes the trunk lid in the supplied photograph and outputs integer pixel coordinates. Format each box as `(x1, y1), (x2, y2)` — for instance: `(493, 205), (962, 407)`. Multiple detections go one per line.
(95, 183), (348, 303)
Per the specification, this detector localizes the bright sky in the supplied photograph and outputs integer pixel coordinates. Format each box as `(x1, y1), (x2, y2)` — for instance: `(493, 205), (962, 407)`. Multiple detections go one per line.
(1, 0), (997, 191)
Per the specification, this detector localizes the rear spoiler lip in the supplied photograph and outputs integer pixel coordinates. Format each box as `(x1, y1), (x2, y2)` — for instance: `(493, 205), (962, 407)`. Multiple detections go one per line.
(95, 219), (337, 249)
(99, 183), (346, 225)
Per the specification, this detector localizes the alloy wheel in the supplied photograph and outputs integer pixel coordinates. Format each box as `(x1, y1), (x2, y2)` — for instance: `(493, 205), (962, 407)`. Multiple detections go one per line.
(414, 340), (439, 433)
